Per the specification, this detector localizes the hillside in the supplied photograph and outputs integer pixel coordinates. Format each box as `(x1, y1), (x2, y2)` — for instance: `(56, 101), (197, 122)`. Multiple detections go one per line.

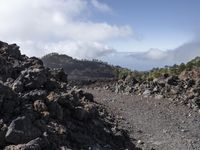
(113, 56), (200, 82)
(41, 53), (116, 81)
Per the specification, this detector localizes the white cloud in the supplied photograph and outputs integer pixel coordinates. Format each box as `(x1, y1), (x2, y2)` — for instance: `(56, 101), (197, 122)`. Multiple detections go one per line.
(17, 40), (116, 59)
(91, 0), (112, 13)
(122, 39), (200, 70)
(0, 0), (133, 58)
(44, 41), (116, 59)
(145, 48), (168, 60)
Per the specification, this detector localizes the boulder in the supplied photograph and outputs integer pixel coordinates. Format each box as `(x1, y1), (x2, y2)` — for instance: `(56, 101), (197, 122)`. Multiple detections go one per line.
(0, 83), (19, 115)
(143, 89), (151, 96)
(33, 100), (48, 112)
(83, 92), (94, 102)
(4, 137), (49, 150)
(16, 68), (47, 90)
(73, 107), (89, 121)
(166, 75), (179, 86)
(125, 75), (138, 86)
(187, 79), (195, 88)
(155, 78), (166, 87)
(22, 90), (47, 101)
(12, 80), (23, 93)
(5, 116), (42, 144)
(0, 56), (12, 81)
(48, 101), (63, 120)
(49, 68), (68, 83)
(0, 120), (7, 146)
(0, 42), (21, 59)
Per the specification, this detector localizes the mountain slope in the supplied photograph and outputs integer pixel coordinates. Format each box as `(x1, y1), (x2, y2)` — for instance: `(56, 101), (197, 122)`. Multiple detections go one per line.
(42, 53), (116, 80)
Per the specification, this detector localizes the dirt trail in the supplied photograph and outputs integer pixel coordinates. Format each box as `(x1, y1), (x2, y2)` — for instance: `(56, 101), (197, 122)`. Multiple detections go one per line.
(86, 88), (200, 150)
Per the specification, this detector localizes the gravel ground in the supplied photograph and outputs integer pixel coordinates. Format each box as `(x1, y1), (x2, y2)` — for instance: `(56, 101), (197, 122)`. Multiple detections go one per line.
(86, 88), (200, 150)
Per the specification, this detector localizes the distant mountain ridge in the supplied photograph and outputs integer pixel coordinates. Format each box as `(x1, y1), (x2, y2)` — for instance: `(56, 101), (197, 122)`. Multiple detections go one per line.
(42, 52), (200, 82)
(41, 53), (116, 80)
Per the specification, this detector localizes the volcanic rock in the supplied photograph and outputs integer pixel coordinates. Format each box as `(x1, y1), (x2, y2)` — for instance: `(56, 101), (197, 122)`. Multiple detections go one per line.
(0, 41), (135, 149)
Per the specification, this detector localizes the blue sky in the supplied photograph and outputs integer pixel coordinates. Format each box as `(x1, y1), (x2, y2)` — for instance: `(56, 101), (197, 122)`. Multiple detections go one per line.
(93, 0), (199, 52)
(0, 0), (200, 70)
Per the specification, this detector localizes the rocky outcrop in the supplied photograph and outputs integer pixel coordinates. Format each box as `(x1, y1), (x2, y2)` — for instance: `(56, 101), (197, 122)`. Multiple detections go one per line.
(115, 74), (200, 110)
(0, 41), (136, 150)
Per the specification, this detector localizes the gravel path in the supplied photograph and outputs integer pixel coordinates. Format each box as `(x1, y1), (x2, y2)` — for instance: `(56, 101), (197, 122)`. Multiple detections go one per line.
(86, 88), (200, 150)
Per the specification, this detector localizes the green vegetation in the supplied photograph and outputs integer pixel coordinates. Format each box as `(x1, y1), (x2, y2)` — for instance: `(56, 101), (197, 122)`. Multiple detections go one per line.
(115, 56), (200, 81)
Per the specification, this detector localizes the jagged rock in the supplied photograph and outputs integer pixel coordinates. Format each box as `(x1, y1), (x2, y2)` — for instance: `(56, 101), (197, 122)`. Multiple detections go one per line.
(166, 75), (179, 86)
(49, 68), (68, 83)
(125, 85), (132, 94)
(33, 100), (48, 112)
(0, 56), (12, 81)
(48, 101), (63, 120)
(44, 79), (59, 91)
(84, 104), (98, 119)
(16, 68), (47, 90)
(47, 91), (60, 102)
(12, 80), (23, 93)
(186, 79), (196, 88)
(125, 75), (138, 86)
(154, 78), (166, 87)
(5, 116), (42, 144)
(193, 97), (200, 108)
(143, 89), (151, 96)
(73, 107), (89, 121)
(0, 83), (19, 115)
(115, 72), (200, 112)
(4, 137), (49, 150)
(0, 42), (21, 59)
(83, 92), (94, 102)
(115, 83), (125, 93)
(0, 120), (7, 146)
(22, 90), (47, 101)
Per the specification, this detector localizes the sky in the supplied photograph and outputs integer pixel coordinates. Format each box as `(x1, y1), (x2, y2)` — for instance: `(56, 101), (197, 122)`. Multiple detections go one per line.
(0, 0), (200, 70)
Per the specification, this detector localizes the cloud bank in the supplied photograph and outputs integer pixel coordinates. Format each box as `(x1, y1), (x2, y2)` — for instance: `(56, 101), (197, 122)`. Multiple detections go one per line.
(109, 39), (200, 71)
(0, 0), (132, 58)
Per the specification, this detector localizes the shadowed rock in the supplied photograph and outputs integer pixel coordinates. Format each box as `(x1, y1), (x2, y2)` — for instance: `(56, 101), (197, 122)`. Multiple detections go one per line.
(0, 41), (138, 150)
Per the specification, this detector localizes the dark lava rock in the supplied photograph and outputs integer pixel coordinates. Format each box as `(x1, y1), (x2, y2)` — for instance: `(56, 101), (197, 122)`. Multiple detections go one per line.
(0, 41), (136, 150)
(0, 42), (21, 59)
(0, 56), (12, 81)
(5, 116), (42, 144)
(33, 100), (48, 112)
(0, 83), (19, 116)
(4, 137), (49, 150)
(114, 73), (200, 111)
(48, 101), (63, 120)
(16, 68), (47, 90)
(83, 92), (94, 102)
(49, 68), (68, 83)
(22, 90), (47, 101)
(166, 75), (179, 86)
(0, 120), (7, 146)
